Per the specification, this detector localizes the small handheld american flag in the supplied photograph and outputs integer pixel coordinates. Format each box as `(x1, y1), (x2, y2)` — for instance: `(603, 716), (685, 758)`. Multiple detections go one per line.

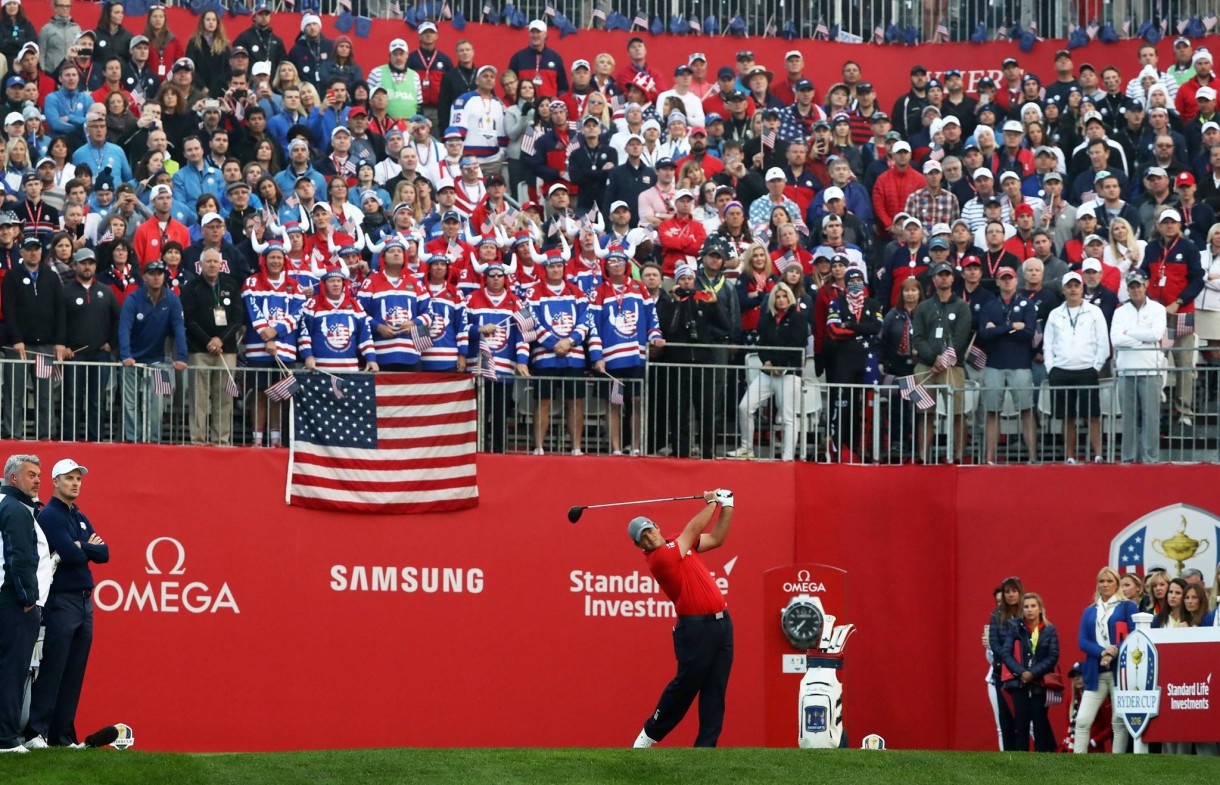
(967, 344), (987, 371)
(338, 0), (352, 11)
(224, 374), (242, 398)
(874, 24), (885, 44)
(1086, 19), (1099, 39)
(330, 376), (347, 400)
(609, 379), (624, 405)
(935, 19), (949, 42)
(34, 354), (62, 382)
(938, 346), (957, 368)
(762, 129), (776, 149)
(814, 18), (829, 40)
(896, 375), (936, 410)
(514, 309), (539, 342)
(412, 324), (435, 351)
(479, 340), (498, 379)
(520, 126), (538, 156)
(544, 3), (556, 17)
(265, 374), (301, 401)
(152, 368), (174, 397)
(764, 16), (777, 37)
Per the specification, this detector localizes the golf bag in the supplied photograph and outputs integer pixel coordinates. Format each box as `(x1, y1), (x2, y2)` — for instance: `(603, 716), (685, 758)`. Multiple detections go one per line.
(798, 654), (845, 748)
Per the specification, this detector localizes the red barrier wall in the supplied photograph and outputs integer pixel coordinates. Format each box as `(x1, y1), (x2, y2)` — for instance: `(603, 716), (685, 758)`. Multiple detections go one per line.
(7, 436), (1220, 752)
(23, 1), (1197, 110)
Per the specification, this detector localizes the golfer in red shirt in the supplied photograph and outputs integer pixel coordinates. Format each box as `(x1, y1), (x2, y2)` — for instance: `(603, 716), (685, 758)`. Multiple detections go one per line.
(630, 488), (734, 748)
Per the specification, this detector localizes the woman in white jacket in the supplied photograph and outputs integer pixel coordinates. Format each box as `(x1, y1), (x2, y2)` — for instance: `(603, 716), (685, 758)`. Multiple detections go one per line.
(1195, 225), (1220, 354)
(1110, 271), (1167, 464)
(1103, 218), (1145, 303)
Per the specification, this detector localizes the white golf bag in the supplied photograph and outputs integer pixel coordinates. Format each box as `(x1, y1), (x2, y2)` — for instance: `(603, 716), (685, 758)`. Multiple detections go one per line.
(798, 655), (845, 748)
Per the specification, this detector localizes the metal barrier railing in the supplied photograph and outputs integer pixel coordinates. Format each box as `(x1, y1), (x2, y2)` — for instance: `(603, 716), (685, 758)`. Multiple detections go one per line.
(3, 349), (1215, 463)
(223, 0), (1168, 45)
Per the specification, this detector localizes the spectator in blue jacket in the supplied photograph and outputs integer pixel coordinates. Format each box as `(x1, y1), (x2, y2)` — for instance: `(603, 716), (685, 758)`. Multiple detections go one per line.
(24, 458), (108, 750)
(118, 260), (188, 443)
(44, 65), (90, 142)
(979, 267), (1039, 463)
(1000, 592), (1060, 752)
(172, 137), (222, 210)
(72, 112), (132, 184)
(1072, 566), (1137, 754)
(0, 453), (45, 755)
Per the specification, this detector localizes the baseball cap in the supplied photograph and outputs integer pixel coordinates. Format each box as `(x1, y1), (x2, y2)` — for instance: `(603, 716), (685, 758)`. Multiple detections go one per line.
(1083, 110), (1105, 124)
(930, 261), (954, 275)
(765, 167), (786, 181)
(1127, 270), (1149, 286)
(144, 260), (168, 273)
(1002, 120), (1024, 134)
(1175, 36), (1192, 47)
(972, 168), (994, 181)
(252, 61), (271, 77)
(417, 21), (438, 34)
(628, 516), (657, 543)
(226, 180), (250, 194)
(689, 53), (707, 64)
(50, 457), (89, 479)
(923, 160), (942, 174)
(857, 82), (875, 93)
(1062, 271), (1083, 285)
(890, 141), (911, 154)
(1198, 86), (1217, 101)
(655, 157), (676, 170)
(1159, 208), (1182, 222)
(941, 115), (961, 128)
(149, 184), (172, 200)
(673, 189), (695, 201)
(610, 200), (630, 212)
(1176, 171), (1196, 187)
(674, 64), (692, 77)
(960, 255), (982, 267)
(330, 125), (351, 138)
(547, 182), (569, 196)
(528, 19), (547, 32)
(1144, 166), (1168, 179)
(441, 208), (462, 222)
(230, 46), (250, 59)
(1013, 203), (1034, 217)
(571, 59), (590, 72)
(1043, 171), (1063, 183)
(910, 64), (927, 75)
(20, 235), (42, 248)
(996, 267), (1017, 279)
(821, 214), (842, 228)
(1077, 204), (1097, 218)
(821, 186), (845, 202)
(201, 211), (224, 225)
(443, 126), (463, 141)
(717, 66), (735, 80)
(929, 237), (950, 251)
(73, 248), (96, 263)
(870, 111), (889, 123)
(795, 78), (814, 91)
(1082, 258), (1103, 273)
(999, 170), (1021, 183)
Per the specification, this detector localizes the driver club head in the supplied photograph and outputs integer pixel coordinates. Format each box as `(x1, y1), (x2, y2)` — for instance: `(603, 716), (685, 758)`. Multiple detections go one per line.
(567, 506), (584, 524)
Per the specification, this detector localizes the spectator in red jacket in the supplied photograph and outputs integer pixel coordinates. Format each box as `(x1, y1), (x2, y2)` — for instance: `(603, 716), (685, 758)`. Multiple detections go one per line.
(872, 140), (926, 237)
(657, 189), (708, 277)
(1176, 50), (1214, 123)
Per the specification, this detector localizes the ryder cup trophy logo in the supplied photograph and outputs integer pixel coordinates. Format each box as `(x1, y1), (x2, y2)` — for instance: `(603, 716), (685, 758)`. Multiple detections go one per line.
(1114, 627), (1161, 738)
(1110, 503), (1219, 578)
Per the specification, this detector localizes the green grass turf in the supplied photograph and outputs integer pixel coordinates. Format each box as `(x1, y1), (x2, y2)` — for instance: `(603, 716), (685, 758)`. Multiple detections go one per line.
(2, 747), (1218, 785)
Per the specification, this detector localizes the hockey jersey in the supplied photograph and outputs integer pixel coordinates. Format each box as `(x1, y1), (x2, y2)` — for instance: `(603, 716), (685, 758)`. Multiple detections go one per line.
(298, 292), (375, 371)
(242, 272), (306, 364)
(357, 270), (433, 366)
(421, 281), (466, 371)
(452, 90), (509, 163)
(528, 280), (592, 369)
(565, 255), (603, 295)
(587, 279), (661, 370)
(463, 288), (531, 377)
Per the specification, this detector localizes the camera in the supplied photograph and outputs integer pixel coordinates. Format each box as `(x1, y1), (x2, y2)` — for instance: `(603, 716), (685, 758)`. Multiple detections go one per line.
(78, 48), (93, 57)
(232, 89), (247, 100)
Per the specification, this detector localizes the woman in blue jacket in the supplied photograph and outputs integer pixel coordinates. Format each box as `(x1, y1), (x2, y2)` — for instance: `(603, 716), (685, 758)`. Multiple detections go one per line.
(1001, 592), (1060, 752)
(986, 576), (1023, 751)
(1072, 566), (1137, 754)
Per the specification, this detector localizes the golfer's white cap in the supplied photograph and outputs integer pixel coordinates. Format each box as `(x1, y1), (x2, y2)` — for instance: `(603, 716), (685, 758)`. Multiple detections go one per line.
(628, 516), (657, 543)
(51, 458), (88, 478)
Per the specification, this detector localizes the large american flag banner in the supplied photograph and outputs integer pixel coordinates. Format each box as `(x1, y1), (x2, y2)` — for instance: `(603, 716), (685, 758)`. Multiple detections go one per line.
(287, 373), (479, 513)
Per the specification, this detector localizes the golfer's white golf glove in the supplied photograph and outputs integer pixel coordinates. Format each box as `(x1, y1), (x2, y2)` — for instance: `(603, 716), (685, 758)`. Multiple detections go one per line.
(714, 489), (734, 508)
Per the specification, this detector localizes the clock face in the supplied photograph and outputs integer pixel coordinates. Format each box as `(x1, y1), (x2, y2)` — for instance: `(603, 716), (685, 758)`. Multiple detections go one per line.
(782, 600), (824, 650)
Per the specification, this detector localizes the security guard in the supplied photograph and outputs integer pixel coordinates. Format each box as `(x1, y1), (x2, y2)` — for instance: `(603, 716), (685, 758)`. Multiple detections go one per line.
(24, 459), (108, 749)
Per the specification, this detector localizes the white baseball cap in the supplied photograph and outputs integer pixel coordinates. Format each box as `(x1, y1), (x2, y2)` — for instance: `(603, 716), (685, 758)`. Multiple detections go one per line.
(922, 160), (942, 174)
(4, 111), (23, 126)
(999, 170), (1020, 182)
(251, 61), (271, 77)
(1081, 257), (1103, 270)
(389, 38), (409, 53)
(528, 19), (547, 32)
(201, 211), (224, 225)
(1159, 208), (1182, 222)
(1062, 271), (1083, 285)
(149, 184), (172, 200)
(972, 168), (994, 181)
(571, 59), (590, 72)
(674, 188), (695, 200)
(765, 167), (786, 181)
(1002, 120), (1024, 134)
(821, 186), (845, 201)
(417, 21), (438, 34)
(1198, 86), (1217, 101)
(51, 458), (88, 478)
(891, 141), (912, 153)
(610, 200), (630, 212)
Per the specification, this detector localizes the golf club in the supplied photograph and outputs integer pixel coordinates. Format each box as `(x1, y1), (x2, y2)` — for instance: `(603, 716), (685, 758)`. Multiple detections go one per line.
(568, 494), (705, 524)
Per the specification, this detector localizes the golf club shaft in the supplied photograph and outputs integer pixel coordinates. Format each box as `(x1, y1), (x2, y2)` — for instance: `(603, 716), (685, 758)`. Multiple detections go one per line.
(581, 494), (705, 512)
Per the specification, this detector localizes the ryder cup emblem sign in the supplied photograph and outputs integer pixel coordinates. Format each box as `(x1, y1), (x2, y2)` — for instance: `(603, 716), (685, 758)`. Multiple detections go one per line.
(1109, 503), (1218, 579)
(1114, 628), (1161, 738)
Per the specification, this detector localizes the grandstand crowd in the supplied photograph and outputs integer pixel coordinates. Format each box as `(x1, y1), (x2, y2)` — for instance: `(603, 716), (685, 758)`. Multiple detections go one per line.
(1, 1), (1219, 460)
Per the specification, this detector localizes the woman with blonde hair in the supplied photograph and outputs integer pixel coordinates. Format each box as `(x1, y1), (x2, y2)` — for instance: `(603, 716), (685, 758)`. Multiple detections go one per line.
(1144, 568), (1170, 615)
(727, 281), (807, 461)
(582, 91), (613, 129)
(298, 82), (321, 115)
(1118, 572), (1145, 609)
(1072, 566), (1136, 754)
(592, 53), (616, 96)
(1196, 225), (1220, 355)
(1103, 217), (1144, 302)
(677, 159), (705, 192)
(273, 61), (302, 94)
(1001, 592), (1060, 752)
(185, 8), (230, 96)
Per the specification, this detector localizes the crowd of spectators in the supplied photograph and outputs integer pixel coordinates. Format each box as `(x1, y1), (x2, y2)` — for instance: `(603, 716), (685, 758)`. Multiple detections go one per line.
(985, 567), (1220, 755)
(1, 2), (1218, 460)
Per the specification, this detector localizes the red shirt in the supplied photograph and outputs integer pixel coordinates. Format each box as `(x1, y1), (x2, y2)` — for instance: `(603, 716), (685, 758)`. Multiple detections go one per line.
(645, 537), (726, 616)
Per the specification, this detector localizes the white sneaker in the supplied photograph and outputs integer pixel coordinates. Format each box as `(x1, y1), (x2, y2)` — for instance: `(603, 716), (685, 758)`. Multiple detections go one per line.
(531, 447), (544, 455)
(725, 446), (755, 459)
(22, 736), (47, 750)
(629, 449), (641, 457)
(632, 729), (657, 748)
(1180, 416), (1193, 428)
(68, 742), (86, 749)
(570, 448), (583, 456)
(1065, 458), (1078, 465)
(0, 745), (28, 754)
